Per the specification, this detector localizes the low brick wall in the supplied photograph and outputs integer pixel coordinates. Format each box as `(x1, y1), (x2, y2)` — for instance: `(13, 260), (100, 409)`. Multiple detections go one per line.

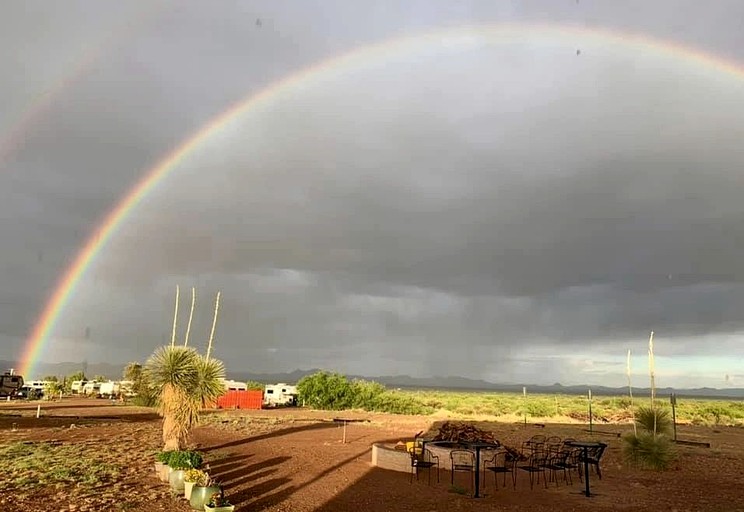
(371, 442), (461, 472)
(371, 443), (410, 473)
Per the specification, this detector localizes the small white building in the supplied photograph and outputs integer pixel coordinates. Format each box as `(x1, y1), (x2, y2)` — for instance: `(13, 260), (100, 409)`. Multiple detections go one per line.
(71, 380), (87, 394)
(263, 383), (298, 407)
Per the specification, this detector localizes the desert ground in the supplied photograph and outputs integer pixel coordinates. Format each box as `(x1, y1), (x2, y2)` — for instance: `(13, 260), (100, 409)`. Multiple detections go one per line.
(1, 398), (743, 512)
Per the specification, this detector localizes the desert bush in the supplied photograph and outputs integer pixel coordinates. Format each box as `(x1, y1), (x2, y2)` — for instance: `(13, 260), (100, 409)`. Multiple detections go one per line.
(245, 380), (265, 391)
(636, 406), (672, 435)
(297, 372), (432, 414)
(297, 371), (355, 410)
(622, 432), (675, 470)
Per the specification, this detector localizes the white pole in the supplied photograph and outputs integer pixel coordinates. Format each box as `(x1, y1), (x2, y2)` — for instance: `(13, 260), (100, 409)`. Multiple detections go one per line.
(206, 291), (221, 360)
(184, 287), (196, 347)
(170, 285), (180, 347)
(36, 404), (41, 418)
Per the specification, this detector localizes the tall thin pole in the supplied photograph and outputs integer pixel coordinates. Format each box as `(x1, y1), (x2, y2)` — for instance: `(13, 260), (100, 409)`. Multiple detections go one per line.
(170, 285), (180, 347)
(206, 291), (221, 360)
(648, 331), (656, 436)
(627, 349), (636, 436)
(588, 389), (593, 435)
(184, 287), (196, 347)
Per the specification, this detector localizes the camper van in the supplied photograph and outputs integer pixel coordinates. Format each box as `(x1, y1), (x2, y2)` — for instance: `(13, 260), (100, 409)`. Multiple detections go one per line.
(263, 383), (298, 407)
(0, 370), (24, 398)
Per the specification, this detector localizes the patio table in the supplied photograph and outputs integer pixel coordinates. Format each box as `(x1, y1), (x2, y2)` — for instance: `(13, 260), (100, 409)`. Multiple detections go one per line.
(565, 440), (604, 497)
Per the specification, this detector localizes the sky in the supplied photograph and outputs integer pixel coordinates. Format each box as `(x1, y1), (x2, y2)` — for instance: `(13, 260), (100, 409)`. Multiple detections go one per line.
(2, 0), (744, 387)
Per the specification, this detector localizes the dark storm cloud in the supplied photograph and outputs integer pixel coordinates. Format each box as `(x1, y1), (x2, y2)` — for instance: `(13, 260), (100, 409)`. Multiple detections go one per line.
(3, 1), (744, 386)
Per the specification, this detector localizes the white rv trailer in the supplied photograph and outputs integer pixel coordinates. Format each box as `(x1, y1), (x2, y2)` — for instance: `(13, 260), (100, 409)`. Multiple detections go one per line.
(82, 381), (102, 396)
(263, 383), (298, 407)
(71, 380), (87, 394)
(222, 379), (247, 391)
(98, 381), (120, 399)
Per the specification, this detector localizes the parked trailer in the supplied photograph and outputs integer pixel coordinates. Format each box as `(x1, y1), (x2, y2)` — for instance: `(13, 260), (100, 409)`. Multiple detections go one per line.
(0, 370), (24, 398)
(82, 381), (102, 396)
(222, 379), (248, 391)
(71, 380), (88, 394)
(98, 381), (120, 399)
(263, 383), (298, 407)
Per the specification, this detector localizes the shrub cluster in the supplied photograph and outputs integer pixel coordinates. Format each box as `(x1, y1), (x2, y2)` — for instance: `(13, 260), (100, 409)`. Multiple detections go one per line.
(296, 371), (433, 415)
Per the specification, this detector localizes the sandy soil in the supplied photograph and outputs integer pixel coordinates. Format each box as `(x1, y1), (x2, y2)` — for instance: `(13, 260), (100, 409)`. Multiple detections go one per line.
(1, 398), (743, 512)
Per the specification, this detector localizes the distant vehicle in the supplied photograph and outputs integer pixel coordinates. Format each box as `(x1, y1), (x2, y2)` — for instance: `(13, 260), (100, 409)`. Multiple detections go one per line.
(0, 370), (24, 398)
(17, 385), (43, 400)
(71, 380), (88, 394)
(222, 379), (248, 391)
(263, 383), (298, 407)
(98, 381), (120, 399)
(82, 381), (102, 396)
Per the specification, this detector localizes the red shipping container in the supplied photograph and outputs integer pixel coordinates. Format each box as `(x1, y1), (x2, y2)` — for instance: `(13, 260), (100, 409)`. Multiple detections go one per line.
(216, 390), (263, 410)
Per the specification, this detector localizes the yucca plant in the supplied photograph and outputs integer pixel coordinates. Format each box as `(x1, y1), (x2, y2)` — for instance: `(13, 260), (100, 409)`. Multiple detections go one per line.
(145, 346), (227, 450)
(635, 405), (672, 435)
(622, 431), (674, 470)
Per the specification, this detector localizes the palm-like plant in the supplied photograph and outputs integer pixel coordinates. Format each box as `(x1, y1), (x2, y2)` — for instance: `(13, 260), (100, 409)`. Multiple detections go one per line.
(146, 346), (225, 451)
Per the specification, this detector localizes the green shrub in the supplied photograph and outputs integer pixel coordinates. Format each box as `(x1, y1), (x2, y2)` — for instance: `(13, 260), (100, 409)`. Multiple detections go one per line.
(167, 451), (203, 470)
(635, 406), (672, 435)
(297, 371), (355, 410)
(622, 432), (674, 470)
(155, 451), (174, 463)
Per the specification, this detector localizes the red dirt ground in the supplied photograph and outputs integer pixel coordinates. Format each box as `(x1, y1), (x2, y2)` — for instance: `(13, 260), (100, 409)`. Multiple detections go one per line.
(1, 399), (743, 511)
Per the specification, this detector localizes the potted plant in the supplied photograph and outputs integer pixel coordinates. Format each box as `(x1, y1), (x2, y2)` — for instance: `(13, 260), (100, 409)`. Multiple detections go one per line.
(168, 451), (204, 492)
(183, 468), (208, 500)
(155, 451), (174, 482)
(189, 475), (221, 511)
(204, 488), (235, 512)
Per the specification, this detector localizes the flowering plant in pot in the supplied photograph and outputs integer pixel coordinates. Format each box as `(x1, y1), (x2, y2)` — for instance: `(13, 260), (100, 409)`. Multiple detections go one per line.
(183, 468), (208, 500)
(205, 488), (235, 512)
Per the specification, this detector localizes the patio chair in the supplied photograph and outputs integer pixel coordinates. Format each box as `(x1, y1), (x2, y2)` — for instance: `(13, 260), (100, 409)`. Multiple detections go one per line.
(541, 445), (575, 487)
(409, 445), (440, 485)
(482, 447), (517, 490)
(521, 435), (546, 456)
(578, 442), (608, 480)
(450, 449), (476, 495)
(518, 446), (550, 489)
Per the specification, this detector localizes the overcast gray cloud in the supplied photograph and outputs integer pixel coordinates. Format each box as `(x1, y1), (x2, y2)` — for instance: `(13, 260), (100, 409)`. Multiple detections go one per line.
(2, 1), (744, 387)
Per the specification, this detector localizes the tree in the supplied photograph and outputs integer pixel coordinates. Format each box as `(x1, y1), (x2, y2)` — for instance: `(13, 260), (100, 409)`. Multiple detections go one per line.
(42, 375), (58, 382)
(93, 375), (108, 382)
(145, 346), (225, 451)
(123, 362), (156, 407)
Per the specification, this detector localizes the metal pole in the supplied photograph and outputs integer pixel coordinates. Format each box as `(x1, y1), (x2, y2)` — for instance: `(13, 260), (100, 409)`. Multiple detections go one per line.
(588, 389), (593, 435)
(671, 393), (677, 441)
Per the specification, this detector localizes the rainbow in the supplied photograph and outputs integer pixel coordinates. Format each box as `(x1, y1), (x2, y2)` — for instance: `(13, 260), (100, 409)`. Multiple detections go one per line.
(0, 3), (167, 167)
(18, 23), (744, 377)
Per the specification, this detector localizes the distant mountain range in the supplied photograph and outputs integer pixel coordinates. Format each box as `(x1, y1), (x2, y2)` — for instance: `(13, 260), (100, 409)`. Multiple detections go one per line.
(4, 360), (743, 398)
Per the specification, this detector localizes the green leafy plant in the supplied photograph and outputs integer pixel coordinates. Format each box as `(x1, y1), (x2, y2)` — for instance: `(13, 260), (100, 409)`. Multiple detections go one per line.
(167, 450), (203, 470)
(155, 451), (174, 464)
